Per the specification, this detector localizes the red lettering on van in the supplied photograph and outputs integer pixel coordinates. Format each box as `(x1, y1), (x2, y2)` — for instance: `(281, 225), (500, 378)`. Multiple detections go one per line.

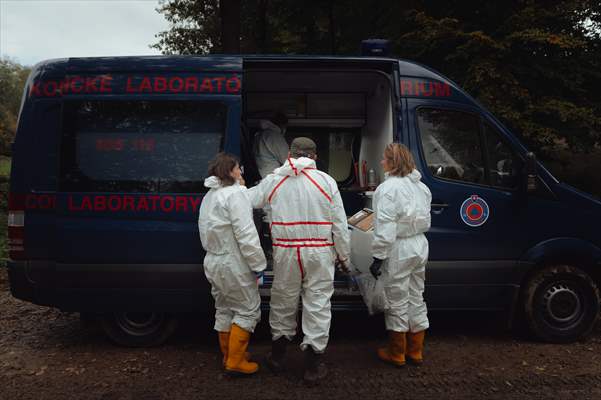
(160, 196), (175, 212)
(175, 196), (188, 212)
(70, 76), (84, 93)
(84, 77), (99, 92)
(137, 196), (149, 211)
(100, 76), (113, 93)
(126, 77), (138, 93)
(148, 195), (160, 211)
(94, 196), (107, 211)
(213, 77), (225, 92)
(68, 196), (81, 211)
(169, 77), (184, 93)
(108, 195), (122, 211)
(139, 77), (152, 92)
(154, 77), (167, 92)
(434, 82), (451, 97)
(200, 77), (214, 93)
(122, 196), (135, 211)
(400, 80), (413, 96)
(417, 82), (433, 97)
(400, 79), (451, 98)
(25, 195), (38, 209)
(185, 77), (198, 92)
(226, 77), (241, 93)
(189, 196), (202, 211)
(81, 196), (92, 211)
(43, 81), (58, 97)
(30, 82), (42, 96)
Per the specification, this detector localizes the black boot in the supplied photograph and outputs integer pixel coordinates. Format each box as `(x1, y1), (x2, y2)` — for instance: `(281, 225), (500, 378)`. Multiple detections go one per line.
(303, 348), (327, 386)
(264, 337), (288, 373)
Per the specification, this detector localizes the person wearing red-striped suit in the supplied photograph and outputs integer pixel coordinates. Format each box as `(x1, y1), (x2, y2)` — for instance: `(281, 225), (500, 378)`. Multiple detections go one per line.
(248, 137), (350, 385)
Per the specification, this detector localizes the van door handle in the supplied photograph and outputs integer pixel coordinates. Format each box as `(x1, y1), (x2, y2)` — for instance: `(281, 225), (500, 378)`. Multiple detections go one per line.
(431, 203), (449, 215)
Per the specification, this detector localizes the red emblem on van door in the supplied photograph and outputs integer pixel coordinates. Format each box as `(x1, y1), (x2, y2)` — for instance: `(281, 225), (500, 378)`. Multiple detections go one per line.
(460, 195), (490, 227)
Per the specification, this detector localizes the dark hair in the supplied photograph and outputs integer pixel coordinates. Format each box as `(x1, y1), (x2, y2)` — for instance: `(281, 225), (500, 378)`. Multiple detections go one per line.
(271, 112), (288, 127)
(384, 143), (416, 177)
(207, 152), (239, 186)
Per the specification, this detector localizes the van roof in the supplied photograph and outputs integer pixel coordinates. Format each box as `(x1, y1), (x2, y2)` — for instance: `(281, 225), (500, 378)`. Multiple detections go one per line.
(31, 55), (446, 82)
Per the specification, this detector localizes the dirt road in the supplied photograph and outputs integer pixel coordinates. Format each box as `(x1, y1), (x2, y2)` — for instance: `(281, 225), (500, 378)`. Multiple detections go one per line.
(1, 268), (600, 400)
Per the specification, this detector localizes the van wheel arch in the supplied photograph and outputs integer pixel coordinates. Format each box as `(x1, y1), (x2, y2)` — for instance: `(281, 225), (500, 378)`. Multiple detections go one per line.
(100, 312), (178, 347)
(520, 264), (600, 343)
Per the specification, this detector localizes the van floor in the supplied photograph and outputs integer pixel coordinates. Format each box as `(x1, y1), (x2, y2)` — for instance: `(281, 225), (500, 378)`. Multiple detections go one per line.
(1, 268), (600, 399)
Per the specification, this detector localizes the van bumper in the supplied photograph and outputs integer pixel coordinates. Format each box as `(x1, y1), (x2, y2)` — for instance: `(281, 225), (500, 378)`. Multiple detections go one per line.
(6, 260), (212, 312)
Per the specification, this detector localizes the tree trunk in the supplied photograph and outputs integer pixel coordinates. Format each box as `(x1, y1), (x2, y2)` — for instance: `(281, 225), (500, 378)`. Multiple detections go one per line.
(220, 0), (241, 53)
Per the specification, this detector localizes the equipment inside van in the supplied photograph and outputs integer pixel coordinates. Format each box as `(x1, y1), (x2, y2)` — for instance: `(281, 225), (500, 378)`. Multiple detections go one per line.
(7, 54), (601, 347)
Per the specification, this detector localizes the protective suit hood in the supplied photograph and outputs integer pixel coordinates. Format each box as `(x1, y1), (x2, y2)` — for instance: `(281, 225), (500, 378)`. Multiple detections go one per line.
(274, 157), (316, 177)
(204, 176), (222, 189)
(408, 169), (422, 182)
(259, 119), (281, 132)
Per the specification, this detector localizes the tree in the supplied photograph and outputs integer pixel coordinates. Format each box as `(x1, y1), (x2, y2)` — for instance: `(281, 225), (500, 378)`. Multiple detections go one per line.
(0, 59), (30, 156)
(152, 1), (601, 196)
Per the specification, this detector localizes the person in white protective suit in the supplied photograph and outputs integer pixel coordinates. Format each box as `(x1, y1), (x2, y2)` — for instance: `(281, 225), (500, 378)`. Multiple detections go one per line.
(254, 112), (289, 178)
(198, 153), (266, 376)
(247, 137), (350, 385)
(369, 143), (432, 367)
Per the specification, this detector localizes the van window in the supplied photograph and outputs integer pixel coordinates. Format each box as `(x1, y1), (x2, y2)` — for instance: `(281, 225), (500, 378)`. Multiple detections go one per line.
(417, 108), (485, 185)
(483, 122), (520, 189)
(60, 100), (225, 193)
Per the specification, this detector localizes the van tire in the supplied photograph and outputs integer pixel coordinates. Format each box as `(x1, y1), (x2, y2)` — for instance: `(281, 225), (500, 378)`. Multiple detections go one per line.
(523, 265), (600, 343)
(100, 312), (178, 347)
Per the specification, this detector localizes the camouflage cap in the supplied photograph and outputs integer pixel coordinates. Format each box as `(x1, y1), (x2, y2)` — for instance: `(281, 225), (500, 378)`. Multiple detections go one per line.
(290, 137), (317, 158)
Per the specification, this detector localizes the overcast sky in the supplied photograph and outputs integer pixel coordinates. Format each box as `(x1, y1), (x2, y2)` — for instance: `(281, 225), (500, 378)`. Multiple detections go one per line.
(0, 0), (169, 66)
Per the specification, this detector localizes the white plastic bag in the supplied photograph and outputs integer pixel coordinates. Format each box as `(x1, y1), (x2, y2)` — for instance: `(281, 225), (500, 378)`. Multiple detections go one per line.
(354, 272), (388, 315)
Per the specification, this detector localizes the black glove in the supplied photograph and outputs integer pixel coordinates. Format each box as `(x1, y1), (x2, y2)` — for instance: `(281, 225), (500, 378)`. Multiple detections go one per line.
(369, 257), (384, 279)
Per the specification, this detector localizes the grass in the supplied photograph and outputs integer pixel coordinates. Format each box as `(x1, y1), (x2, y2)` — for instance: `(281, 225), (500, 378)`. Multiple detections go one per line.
(0, 156), (10, 179)
(0, 157), (8, 266)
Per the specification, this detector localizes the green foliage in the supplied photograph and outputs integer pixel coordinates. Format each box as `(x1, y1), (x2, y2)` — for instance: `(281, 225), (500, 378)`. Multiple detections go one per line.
(153, 0), (601, 197)
(0, 59), (30, 156)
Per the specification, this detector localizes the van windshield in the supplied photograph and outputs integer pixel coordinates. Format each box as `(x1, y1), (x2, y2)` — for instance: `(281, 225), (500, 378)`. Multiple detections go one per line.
(60, 100), (225, 193)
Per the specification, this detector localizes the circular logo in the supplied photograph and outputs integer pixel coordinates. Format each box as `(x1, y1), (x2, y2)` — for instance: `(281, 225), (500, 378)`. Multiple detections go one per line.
(460, 195), (490, 227)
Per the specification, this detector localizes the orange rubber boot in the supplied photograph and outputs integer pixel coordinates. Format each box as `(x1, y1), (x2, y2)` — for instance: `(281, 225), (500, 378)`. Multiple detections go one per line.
(218, 331), (250, 366)
(377, 331), (406, 367)
(225, 324), (259, 375)
(406, 330), (425, 365)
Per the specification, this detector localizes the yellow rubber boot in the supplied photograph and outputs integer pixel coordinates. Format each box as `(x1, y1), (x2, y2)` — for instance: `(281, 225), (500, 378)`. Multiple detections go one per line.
(377, 331), (406, 367)
(225, 324), (259, 375)
(406, 330), (425, 365)
(218, 331), (251, 366)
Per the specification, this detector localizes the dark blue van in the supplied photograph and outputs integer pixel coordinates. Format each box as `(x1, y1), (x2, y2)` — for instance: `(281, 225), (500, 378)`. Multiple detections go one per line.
(7, 55), (601, 346)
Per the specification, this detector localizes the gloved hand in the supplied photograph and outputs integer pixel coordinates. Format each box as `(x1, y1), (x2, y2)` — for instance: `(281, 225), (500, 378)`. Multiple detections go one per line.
(369, 258), (384, 279)
(254, 271), (264, 280)
(335, 256), (351, 274)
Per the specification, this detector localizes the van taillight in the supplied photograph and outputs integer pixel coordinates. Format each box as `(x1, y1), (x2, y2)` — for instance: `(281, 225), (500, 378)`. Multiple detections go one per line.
(8, 194), (26, 260)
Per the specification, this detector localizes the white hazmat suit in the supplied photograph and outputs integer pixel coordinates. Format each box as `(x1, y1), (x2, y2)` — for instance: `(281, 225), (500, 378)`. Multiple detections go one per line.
(372, 169), (432, 333)
(198, 176), (266, 333)
(254, 120), (289, 178)
(248, 157), (350, 353)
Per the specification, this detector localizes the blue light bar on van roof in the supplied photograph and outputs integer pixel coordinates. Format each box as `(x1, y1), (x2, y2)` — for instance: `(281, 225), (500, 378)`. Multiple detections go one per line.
(361, 39), (391, 57)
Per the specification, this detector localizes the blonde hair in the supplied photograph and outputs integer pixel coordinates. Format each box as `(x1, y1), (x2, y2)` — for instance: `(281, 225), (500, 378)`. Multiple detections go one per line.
(384, 143), (416, 177)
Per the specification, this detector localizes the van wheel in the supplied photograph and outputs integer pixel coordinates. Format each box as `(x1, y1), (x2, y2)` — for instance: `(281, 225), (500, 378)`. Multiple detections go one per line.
(523, 265), (600, 343)
(100, 312), (178, 347)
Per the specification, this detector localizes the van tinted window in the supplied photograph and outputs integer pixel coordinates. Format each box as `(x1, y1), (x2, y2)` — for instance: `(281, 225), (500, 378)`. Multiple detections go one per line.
(417, 108), (485, 185)
(483, 122), (520, 189)
(60, 101), (225, 193)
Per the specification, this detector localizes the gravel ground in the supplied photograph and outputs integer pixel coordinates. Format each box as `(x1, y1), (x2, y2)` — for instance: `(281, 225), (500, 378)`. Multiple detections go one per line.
(1, 268), (601, 400)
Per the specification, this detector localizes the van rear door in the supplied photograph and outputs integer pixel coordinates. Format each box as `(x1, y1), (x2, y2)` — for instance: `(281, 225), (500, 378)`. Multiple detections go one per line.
(54, 56), (243, 311)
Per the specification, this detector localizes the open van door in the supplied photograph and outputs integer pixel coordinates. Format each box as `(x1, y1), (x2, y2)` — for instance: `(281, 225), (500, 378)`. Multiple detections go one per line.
(54, 56), (243, 318)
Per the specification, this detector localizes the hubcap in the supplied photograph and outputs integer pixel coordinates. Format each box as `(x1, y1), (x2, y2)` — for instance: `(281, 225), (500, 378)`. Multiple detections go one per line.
(542, 283), (582, 325)
(115, 312), (164, 336)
